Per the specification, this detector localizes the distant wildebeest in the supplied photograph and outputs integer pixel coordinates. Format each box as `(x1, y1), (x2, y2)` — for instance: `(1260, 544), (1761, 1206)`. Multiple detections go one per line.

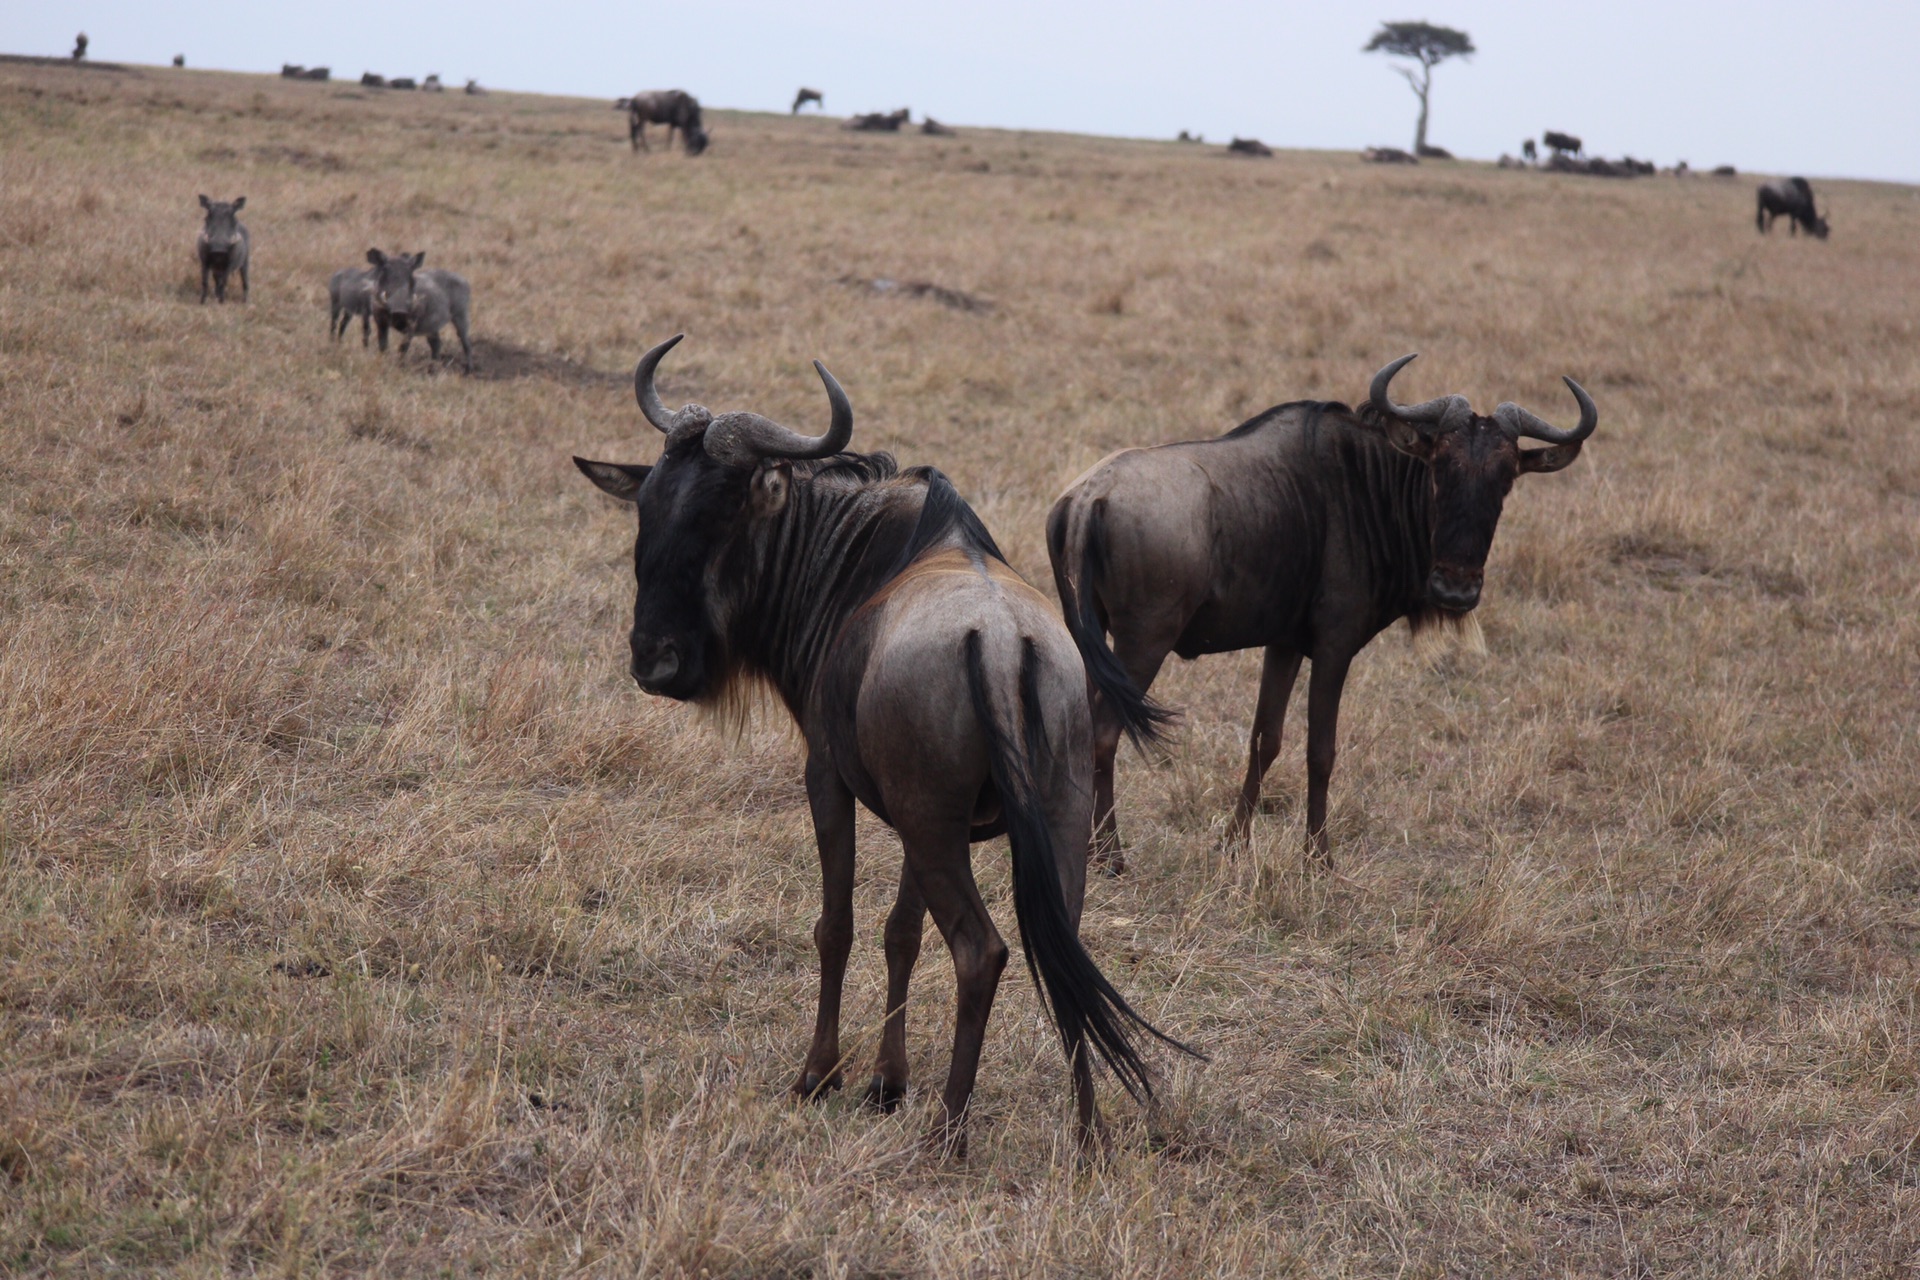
(627, 89), (707, 154)
(792, 87), (823, 113)
(1048, 355), (1597, 870)
(1176, 130), (1204, 144)
(464, 79), (485, 95)
(1543, 131), (1581, 156)
(195, 195), (250, 304)
(574, 336), (1194, 1153)
(281, 63), (304, 78)
(361, 72), (386, 88)
(172, 54), (185, 68)
(1712, 164), (1737, 177)
(388, 77), (417, 91)
(1362, 146), (1418, 165)
(1416, 144), (1455, 160)
(421, 73), (443, 92)
(1227, 137), (1273, 157)
(72, 33), (88, 61)
(303, 67), (330, 81)
(328, 265), (376, 345)
(365, 249), (473, 373)
(1521, 138), (1537, 163)
(921, 116), (957, 137)
(1756, 177), (1829, 238)
(845, 108), (910, 132)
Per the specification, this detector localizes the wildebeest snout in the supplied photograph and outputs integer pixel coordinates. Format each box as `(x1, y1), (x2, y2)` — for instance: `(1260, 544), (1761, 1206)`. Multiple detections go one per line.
(630, 636), (681, 690)
(1426, 565), (1483, 612)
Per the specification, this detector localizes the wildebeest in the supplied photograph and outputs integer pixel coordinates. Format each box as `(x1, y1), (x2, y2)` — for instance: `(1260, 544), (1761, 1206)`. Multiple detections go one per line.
(1227, 137), (1273, 157)
(421, 73), (443, 92)
(573, 336), (1193, 1153)
(1542, 130), (1581, 156)
(845, 108), (910, 132)
(196, 195), (250, 304)
(303, 67), (330, 81)
(1757, 177), (1829, 238)
(627, 89), (707, 154)
(365, 249), (473, 373)
(1712, 164), (1738, 177)
(1176, 130), (1204, 144)
(1048, 355), (1597, 870)
(1521, 138), (1538, 163)
(328, 265), (376, 345)
(792, 87), (823, 113)
(361, 72), (386, 88)
(921, 116), (957, 137)
(172, 54), (184, 68)
(388, 77), (418, 91)
(464, 79), (485, 95)
(72, 33), (87, 61)
(281, 63), (304, 78)
(1362, 146), (1418, 165)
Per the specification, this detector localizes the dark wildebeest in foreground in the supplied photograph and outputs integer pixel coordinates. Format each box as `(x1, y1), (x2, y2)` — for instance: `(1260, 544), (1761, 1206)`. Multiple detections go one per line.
(845, 108), (910, 132)
(365, 249), (473, 373)
(328, 265), (376, 345)
(1757, 177), (1829, 238)
(574, 337), (1194, 1153)
(1227, 137), (1273, 157)
(627, 90), (708, 154)
(196, 195), (249, 304)
(792, 87), (823, 113)
(1048, 356), (1597, 871)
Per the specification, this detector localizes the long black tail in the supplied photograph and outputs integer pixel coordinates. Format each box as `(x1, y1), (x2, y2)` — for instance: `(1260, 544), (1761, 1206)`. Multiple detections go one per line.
(965, 631), (1201, 1100)
(1046, 498), (1175, 752)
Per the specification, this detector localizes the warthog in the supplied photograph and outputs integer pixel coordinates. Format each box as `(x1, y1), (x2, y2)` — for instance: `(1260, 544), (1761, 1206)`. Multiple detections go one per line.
(628, 89), (707, 154)
(196, 195), (250, 304)
(845, 108), (910, 132)
(792, 87), (823, 113)
(1757, 177), (1829, 238)
(1227, 136), (1273, 157)
(366, 249), (473, 373)
(328, 265), (376, 345)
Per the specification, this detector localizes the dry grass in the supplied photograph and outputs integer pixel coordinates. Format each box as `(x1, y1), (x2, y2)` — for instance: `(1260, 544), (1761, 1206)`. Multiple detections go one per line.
(4, 60), (1920, 1276)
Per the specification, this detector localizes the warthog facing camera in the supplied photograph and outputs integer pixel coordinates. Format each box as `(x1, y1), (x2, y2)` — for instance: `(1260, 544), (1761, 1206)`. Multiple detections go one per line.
(367, 249), (473, 373)
(196, 195), (250, 304)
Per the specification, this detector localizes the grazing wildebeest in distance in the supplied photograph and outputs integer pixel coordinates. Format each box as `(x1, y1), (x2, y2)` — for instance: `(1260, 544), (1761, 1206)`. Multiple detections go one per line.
(328, 265), (376, 345)
(361, 72), (386, 88)
(846, 108), (910, 132)
(1757, 177), (1829, 238)
(627, 90), (707, 154)
(195, 195), (249, 304)
(303, 67), (330, 81)
(1227, 137), (1273, 157)
(365, 249), (473, 373)
(1521, 138), (1537, 164)
(281, 63), (304, 78)
(792, 87), (823, 113)
(1543, 130), (1581, 157)
(574, 336), (1194, 1153)
(1048, 356), (1597, 870)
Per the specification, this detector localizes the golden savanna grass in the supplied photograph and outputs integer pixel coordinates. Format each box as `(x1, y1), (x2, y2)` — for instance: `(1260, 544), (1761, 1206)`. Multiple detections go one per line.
(3, 60), (1919, 1276)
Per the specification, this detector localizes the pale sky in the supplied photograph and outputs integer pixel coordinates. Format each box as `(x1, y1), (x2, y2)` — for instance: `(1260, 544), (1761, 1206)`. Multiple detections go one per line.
(19, 1), (1920, 183)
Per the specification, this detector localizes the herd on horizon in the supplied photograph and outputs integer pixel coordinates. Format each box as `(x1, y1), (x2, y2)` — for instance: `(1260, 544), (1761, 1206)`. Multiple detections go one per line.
(139, 43), (1833, 1155)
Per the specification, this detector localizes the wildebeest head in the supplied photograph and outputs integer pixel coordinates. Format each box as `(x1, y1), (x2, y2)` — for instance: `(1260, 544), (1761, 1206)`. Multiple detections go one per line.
(366, 248), (426, 329)
(574, 335), (854, 700)
(198, 194), (245, 261)
(1369, 354), (1597, 613)
(683, 125), (710, 156)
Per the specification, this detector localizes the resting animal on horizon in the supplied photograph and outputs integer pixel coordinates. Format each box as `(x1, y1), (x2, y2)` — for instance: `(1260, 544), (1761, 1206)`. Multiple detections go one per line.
(1048, 356), (1597, 871)
(574, 337), (1194, 1154)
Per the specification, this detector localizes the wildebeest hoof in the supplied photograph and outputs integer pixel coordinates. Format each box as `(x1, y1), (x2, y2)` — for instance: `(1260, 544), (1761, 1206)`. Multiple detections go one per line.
(1090, 843), (1127, 877)
(791, 1070), (843, 1101)
(860, 1076), (907, 1112)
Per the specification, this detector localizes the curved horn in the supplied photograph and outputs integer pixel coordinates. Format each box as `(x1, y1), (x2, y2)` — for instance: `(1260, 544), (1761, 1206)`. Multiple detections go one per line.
(1369, 353), (1470, 431)
(633, 334), (686, 432)
(702, 360), (853, 466)
(1493, 376), (1598, 445)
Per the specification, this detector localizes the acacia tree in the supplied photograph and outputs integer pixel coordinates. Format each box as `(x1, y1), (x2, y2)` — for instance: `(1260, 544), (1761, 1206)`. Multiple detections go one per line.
(1364, 21), (1474, 155)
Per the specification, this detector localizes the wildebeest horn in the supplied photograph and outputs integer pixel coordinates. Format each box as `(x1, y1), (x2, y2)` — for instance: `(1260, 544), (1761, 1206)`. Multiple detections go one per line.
(1493, 377), (1598, 445)
(1369, 354), (1471, 432)
(634, 334), (700, 433)
(702, 361), (853, 466)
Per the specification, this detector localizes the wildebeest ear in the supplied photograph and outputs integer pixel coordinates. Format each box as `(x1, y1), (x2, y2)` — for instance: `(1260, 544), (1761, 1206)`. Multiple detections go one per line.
(1380, 417), (1436, 460)
(410, 251), (426, 269)
(750, 460), (791, 516)
(366, 248), (387, 267)
(232, 196), (246, 210)
(198, 194), (211, 209)
(574, 457), (650, 502)
(1518, 443), (1581, 474)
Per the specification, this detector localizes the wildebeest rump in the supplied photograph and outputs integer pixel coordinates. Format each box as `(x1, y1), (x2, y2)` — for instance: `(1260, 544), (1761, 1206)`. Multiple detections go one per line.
(627, 89), (707, 154)
(1756, 177), (1829, 238)
(573, 336), (1193, 1152)
(1048, 356), (1596, 870)
(196, 195), (249, 304)
(328, 265), (376, 345)
(792, 87), (823, 113)
(365, 249), (473, 373)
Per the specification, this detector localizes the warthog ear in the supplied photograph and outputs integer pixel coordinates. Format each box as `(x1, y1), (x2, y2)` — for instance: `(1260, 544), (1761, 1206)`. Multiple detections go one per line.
(574, 457), (650, 502)
(198, 194), (211, 209)
(232, 196), (246, 210)
(366, 248), (387, 267)
(750, 460), (791, 516)
(1518, 443), (1582, 474)
(410, 251), (426, 269)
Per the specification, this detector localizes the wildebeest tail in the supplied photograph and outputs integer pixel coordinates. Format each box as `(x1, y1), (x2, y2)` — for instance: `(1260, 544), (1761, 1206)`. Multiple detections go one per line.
(964, 630), (1200, 1101)
(1045, 497), (1175, 751)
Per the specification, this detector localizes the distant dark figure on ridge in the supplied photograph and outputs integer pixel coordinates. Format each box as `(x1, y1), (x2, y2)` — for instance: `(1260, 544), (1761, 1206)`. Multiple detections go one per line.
(422, 74), (443, 92)
(282, 63), (304, 78)
(1756, 177), (1830, 239)
(361, 72), (386, 88)
(72, 33), (88, 61)
(303, 67), (330, 81)
(628, 89), (708, 154)
(173, 54), (185, 68)
(1227, 137), (1273, 157)
(465, 79), (485, 95)
(1521, 138), (1537, 164)
(389, 77), (418, 90)
(845, 108), (910, 132)
(1543, 130), (1581, 157)
(792, 87), (823, 114)
(921, 116), (956, 137)
(196, 195), (250, 304)
(1176, 130), (1204, 144)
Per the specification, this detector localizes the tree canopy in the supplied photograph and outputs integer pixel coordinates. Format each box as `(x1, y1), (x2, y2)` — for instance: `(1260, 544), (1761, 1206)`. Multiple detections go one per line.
(1363, 21), (1475, 69)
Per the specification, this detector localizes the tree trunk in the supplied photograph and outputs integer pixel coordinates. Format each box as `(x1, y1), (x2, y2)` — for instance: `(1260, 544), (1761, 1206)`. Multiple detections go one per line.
(1413, 90), (1429, 153)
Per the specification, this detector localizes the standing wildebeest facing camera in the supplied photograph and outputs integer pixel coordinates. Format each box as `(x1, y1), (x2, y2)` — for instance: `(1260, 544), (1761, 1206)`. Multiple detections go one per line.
(195, 195), (249, 304)
(627, 90), (707, 154)
(1757, 177), (1830, 239)
(327, 265), (376, 345)
(573, 336), (1196, 1154)
(365, 249), (473, 373)
(1048, 355), (1597, 871)
(792, 86), (823, 113)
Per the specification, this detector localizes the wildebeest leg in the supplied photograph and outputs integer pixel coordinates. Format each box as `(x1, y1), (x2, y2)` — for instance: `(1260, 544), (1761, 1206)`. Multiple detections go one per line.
(863, 864), (925, 1111)
(1226, 646), (1304, 846)
(1303, 652), (1352, 870)
(796, 755), (856, 1099)
(1089, 637), (1171, 874)
(903, 823), (1008, 1156)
